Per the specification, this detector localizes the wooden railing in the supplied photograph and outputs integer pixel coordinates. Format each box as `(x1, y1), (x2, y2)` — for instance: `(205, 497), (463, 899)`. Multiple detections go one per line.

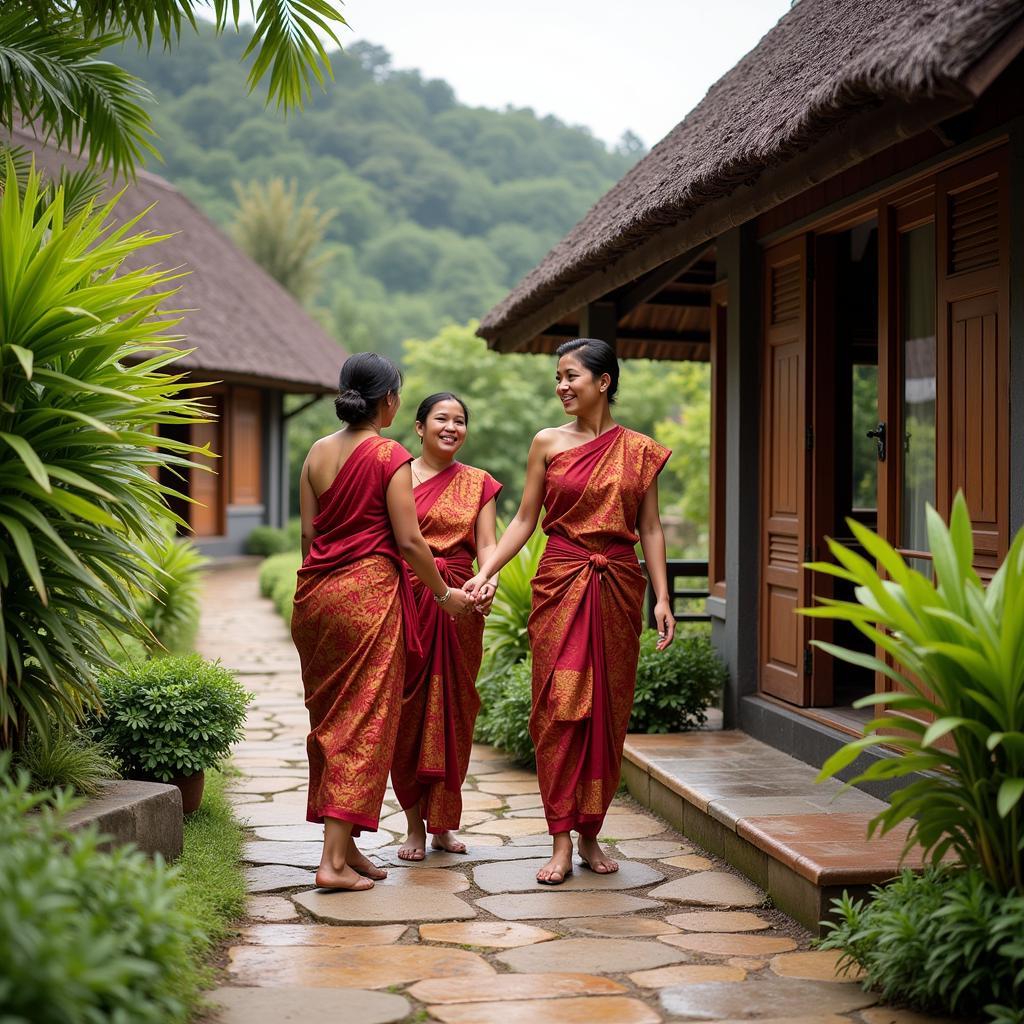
(639, 558), (711, 627)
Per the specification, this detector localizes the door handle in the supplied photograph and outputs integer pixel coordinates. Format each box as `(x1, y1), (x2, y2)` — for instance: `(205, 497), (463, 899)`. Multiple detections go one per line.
(866, 422), (886, 462)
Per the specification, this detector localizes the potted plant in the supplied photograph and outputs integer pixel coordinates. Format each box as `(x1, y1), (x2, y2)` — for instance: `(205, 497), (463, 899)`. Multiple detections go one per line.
(89, 656), (252, 813)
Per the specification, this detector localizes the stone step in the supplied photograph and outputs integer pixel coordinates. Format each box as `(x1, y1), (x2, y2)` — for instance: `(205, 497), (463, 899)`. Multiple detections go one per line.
(621, 730), (929, 933)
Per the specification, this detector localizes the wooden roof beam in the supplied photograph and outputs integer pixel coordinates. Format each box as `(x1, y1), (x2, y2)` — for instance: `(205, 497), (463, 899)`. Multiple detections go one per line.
(612, 243), (713, 317)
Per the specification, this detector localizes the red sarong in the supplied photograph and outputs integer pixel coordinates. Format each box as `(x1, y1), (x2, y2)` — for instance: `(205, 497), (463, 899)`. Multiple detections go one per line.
(291, 436), (421, 833)
(529, 426), (670, 836)
(390, 462), (502, 833)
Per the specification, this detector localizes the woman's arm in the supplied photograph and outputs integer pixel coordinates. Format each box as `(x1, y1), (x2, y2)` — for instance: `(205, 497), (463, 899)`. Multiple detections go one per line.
(472, 497), (499, 614)
(637, 477), (675, 650)
(298, 454), (317, 560)
(386, 464), (473, 616)
(466, 431), (549, 592)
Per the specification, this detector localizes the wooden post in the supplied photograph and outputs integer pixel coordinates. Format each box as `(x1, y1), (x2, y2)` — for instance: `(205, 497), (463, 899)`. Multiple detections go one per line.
(578, 300), (618, 352)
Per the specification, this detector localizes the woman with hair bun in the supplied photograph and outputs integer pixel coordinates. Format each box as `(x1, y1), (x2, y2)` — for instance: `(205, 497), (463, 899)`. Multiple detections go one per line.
(390, 393), (502, 861)
(465, 338), (674, 885)
(292, 353), (473, 891)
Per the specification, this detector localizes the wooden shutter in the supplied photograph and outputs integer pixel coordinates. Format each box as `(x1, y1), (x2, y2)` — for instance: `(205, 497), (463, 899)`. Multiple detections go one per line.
(759, 236), (812, 705)
(229, 386), (264, 506)
(191, 392), (225, 537)
(936, 148), (1009, 575)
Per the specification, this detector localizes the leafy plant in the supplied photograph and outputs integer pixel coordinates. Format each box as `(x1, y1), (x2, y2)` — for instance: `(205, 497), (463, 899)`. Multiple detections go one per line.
(246, 519), (301, 556)
(89, 656), (251, 781)
(136, 526), (208, 655)
(483, 524), (547, 670)
(0, 1), (347, 177)
(630, 625), (726, 733)
(0, 762), (204, 1022)
(819, 867), (1024, 1022)
(258, 550), (301, 623)
(802, 493), (1024, 892)
(13, 724), (120, 796)
(0, 161), (208, 748)
(475, 658), (535, 767)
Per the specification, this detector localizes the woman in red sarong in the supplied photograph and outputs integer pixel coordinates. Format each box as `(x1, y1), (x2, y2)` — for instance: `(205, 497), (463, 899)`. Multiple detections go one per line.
(391, 393), (502, 861)
(292, 353), (473, 892)
(466, 338), (675, 885)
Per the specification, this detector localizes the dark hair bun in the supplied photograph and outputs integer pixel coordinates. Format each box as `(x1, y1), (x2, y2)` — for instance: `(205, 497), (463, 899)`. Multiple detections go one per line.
(335, 352), (403, 424)
(554, 337), (620, 404)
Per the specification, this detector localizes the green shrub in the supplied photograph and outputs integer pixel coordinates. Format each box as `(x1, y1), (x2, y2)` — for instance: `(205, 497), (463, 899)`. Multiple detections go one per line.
(137, 527), (207, 654)
(630, 625), (726, 733)
(820, 867), (1024, 1022)
(475, 659), (535, 767)
(89, 656), (251, 782)
(245, 519), (301, 556)
(12, 724), (120, 796)
(802, 493), (1024, 892)
(0, 765), (203, 1022)
(259, 550), (301, 623)
(483, 525), (547, 670)
(0, 161), (206, 748)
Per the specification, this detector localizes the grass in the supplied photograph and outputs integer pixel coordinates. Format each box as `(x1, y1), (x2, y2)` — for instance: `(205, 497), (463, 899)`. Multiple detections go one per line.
(176, 767), (248, 1006)
(14, 727), (120, 797)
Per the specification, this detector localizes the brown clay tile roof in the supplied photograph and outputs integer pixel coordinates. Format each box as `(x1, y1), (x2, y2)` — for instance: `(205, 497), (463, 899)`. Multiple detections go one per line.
(7, 125), (344, 393)
(478, 0), (1024, 345)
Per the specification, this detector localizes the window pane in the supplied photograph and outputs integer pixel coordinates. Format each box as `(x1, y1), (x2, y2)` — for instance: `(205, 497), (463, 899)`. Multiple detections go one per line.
(900, 223), (936, 553)
(851, 364), (878, 509)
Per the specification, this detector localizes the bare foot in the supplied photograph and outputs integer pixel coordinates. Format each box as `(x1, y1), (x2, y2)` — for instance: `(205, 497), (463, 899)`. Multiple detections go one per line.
(398, 823), (427, 861)
(347, 839), (387, 880)
(577, 836), (619, 873)
(536, 834), (574, 885)
(315, 862), (374, 891)
(431, 831), (467, 854)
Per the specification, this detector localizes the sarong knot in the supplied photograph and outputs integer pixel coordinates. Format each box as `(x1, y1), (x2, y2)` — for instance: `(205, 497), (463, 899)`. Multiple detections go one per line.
(434, 556), (449, 576)
(588, 553), (609, 572)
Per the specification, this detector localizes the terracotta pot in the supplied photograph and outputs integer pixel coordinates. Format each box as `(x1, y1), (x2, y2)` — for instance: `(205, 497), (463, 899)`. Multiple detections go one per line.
(170, 769), (206, 815)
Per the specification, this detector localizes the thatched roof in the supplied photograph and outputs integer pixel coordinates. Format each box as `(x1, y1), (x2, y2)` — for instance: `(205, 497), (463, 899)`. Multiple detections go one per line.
(7, 125), (344, 393)
(479, 0), (1024, 349)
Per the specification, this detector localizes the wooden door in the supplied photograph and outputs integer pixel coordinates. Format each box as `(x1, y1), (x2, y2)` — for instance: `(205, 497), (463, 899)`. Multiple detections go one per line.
(229, 386), (264, 507)
(191, 392), (225, 537)
(759, 236), (812, 705)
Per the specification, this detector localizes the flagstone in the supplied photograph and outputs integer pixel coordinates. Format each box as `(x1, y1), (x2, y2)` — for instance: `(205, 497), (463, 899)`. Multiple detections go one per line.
(660, 933), (798, 956)
(246, 896), (299, 922)
(294, 868), (475, 923)
(507, 832), (554, 846)
(596, 812), (667, 840)
(470, 744), (507, 760)
(236, 801), (310, 827)
(476, 781), (541, 795)
(240, 924), (405, 946)
(479, 770), (538, 782)
(460, 790), (505, 811)
(419, 921), (557, 948)
(230, 777), (306, 795)
(503, 793), (546, 810)
(467, 818), (550, 837)
(229, 794), (268, 807)
(561, 916), (681, 937)
(473, 857), (664, 894)
(769, 950), (864, 982)
(614, 839), (693, 859)
(379, 808), (495, 833)
(243, 841), (323, 867)
(477, 891), (663, 920)
(253, 824), (393, 850)
(659, 977), (878, 1019)
(668, 911), (770, 933)
(209, 986), (409, 1024)
(661, 854), (715, 871)
(375, 844), (553, 867)
(466, 762), (500, 776)
(245, 865), (316, 892)
(860, 1009), (961, 1024)
(499, 936), (689, 974)
(629, 964), (748, 988)
(649, 871), (766, 907)
(408, 972), (625, 1003)
(456, 832), (503, 846)
(228, 943), (494, 989)
(727, 958), (767, 970)
(426, 996), (660, 1024)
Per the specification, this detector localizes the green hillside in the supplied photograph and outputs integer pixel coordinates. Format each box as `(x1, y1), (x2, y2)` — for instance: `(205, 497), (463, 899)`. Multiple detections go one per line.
(113, 30), (642, 358)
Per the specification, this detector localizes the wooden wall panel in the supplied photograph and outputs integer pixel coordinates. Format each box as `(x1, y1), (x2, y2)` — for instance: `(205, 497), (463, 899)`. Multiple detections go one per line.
(229, 386), (263, 506)
(191, 392), (224, 537)
(759, 237), (811, 705)
(708, 280), (728, 599)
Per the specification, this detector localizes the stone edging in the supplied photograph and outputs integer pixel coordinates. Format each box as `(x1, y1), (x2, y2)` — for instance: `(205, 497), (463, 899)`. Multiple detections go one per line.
(63, 779), (183, 859)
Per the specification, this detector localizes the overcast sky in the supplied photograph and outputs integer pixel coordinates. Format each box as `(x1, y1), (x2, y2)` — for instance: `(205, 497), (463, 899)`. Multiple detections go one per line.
(341, 0), (793, 148)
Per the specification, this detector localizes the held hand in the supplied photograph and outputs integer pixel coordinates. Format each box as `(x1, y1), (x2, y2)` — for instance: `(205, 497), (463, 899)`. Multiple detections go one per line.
(463, 573), (487, 597)
(654, 599), (675, 651)
(474, 577), (498, 616)
(444, 587), (474, 618)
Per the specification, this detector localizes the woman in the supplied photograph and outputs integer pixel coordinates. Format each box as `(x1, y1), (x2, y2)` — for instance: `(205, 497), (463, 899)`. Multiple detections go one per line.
(292, 353), (473, 892)
(465, 338), (674, 885)
(392, 392), (502, 861)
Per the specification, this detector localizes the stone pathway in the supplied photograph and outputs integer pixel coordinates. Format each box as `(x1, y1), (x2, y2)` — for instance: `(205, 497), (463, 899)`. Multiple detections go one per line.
(198, 563), (952, 1024)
